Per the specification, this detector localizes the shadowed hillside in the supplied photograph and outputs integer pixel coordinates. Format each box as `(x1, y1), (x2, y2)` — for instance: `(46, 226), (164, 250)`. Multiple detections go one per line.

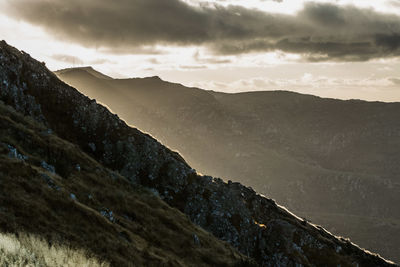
(0, 97), (250, 266)
(56, 66), (400, 263)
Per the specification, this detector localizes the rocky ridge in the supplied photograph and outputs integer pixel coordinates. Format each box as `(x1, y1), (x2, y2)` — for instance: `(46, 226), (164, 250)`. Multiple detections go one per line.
(0, 40), (396, 266)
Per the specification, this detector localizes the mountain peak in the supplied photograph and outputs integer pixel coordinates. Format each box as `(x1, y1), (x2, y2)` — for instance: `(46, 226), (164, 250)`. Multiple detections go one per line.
(148, 75), (162, 80)
(55, 66), (113, 80)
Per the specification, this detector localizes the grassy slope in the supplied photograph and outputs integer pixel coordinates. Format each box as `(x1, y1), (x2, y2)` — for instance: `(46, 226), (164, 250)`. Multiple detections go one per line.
(0, 101), (250, 266)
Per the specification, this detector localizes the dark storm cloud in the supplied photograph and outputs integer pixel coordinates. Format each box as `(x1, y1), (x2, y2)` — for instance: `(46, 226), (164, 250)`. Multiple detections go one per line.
(3, 0), (400, 61)
(213, 3), (400, 61)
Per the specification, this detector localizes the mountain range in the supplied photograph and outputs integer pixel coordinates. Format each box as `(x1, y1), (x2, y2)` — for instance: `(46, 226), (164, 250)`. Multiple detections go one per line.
(55, 66), (400, 264)
(0, 40), (397, 266)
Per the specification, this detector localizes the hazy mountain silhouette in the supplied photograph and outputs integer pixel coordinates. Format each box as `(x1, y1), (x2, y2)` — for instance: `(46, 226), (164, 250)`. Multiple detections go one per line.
(56, 66), (400, 263)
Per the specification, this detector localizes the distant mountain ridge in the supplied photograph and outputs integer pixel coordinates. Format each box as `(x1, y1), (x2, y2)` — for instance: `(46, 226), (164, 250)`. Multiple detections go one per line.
(56, 66), (400, 263)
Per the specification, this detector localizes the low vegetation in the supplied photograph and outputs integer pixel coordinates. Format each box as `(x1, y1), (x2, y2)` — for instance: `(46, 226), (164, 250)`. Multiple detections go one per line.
(0, 232), (108, 267)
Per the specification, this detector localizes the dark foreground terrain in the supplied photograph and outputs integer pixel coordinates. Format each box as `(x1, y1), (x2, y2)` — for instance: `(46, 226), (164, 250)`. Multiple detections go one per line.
(57, 66), (400, 263)
(0, 40), (397, 266)
(0, 100), (250, 266)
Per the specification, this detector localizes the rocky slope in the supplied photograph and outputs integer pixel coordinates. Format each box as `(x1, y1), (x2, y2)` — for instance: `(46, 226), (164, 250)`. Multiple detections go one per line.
(0, 40), (396, 266)
(56, 66), (400, 263)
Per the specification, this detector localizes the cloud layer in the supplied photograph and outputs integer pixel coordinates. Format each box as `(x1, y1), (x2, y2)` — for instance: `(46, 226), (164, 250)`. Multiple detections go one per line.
(4, 0), (400, 61)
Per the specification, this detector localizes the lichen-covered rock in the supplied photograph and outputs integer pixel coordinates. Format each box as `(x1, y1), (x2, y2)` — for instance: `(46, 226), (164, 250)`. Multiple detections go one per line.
(0, 40), (396, 266)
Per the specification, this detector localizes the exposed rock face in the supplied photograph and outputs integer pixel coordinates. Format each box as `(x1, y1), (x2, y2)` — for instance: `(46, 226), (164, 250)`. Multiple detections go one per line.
(0, 40), (396, 266)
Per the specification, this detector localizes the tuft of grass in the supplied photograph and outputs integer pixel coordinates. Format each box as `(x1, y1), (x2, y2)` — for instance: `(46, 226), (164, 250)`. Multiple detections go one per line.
(0, 232), (109, 267)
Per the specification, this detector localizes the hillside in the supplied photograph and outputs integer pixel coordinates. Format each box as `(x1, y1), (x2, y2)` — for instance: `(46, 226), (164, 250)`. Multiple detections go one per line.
(0, 40), (397, 266)
(56, 66), (400, 263)
(0, 94), (250, 266)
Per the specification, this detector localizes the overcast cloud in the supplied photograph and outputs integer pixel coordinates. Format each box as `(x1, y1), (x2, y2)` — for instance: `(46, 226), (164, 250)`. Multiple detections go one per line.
(3, 0), (400, 61)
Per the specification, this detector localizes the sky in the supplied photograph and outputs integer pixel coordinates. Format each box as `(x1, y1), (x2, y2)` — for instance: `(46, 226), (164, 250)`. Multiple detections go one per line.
(1, 0), (400, 101)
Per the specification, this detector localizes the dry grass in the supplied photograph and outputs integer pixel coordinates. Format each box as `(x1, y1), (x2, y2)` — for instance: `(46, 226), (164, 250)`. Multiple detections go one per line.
(0, 232), (108, 267)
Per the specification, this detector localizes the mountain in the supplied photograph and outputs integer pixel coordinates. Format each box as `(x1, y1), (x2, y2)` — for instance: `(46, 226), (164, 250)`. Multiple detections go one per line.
(0, 40), (396, 266)
(0, 54), (250, 265)
(56, 66), (400, 263)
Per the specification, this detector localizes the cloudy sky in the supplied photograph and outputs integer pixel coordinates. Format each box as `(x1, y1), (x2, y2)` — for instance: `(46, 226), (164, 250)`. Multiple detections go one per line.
(1, 0), (400, 101)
